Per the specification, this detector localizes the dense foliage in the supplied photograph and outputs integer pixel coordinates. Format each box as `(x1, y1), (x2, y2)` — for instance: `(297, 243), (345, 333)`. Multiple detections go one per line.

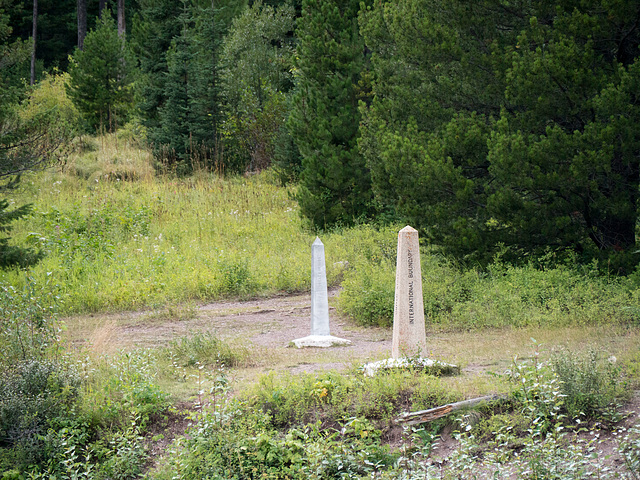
(7, 0), (640, 266)
(0, 2), (71, 267)
(288, 0), (374, 228)
(360, 0), (640, 268)
(220, 0), (295, 173)
(150, 0), (232, 173)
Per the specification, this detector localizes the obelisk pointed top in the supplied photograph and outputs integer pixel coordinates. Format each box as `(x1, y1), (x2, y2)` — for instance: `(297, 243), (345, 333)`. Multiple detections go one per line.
(400, 225), (418, 233)
(313, 237), (323, 246)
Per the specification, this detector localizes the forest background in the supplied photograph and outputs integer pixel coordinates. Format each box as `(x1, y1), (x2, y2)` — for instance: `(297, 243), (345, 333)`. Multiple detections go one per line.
(2, 0), (640, 478)
(3, 0), (640, 271)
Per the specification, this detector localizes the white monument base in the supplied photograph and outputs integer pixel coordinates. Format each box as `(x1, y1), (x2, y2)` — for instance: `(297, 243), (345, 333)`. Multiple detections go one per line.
(291, 335), (352, 348)
(362, 357), (459, 377)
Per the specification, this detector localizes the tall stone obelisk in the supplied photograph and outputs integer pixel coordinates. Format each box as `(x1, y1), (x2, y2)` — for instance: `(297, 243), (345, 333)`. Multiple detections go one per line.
(392, 226), (427, 358)
(310, 237), (330, 336)
(292, 237), (351, 348)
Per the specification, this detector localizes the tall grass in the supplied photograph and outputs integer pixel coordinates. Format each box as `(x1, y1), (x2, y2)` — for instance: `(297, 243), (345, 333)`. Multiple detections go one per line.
(338, 252), (640, 329)
(3, 134), (397, 314)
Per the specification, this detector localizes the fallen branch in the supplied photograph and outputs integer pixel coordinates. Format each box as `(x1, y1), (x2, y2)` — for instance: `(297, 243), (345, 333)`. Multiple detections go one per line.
(395, 394), (508, 426)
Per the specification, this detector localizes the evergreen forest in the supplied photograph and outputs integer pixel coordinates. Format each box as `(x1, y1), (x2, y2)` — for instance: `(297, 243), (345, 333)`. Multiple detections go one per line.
(2, 0), (640, 478)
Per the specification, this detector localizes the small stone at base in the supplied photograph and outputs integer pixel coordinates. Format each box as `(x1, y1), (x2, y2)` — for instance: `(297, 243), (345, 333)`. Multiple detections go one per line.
(292, 335), (352, 348)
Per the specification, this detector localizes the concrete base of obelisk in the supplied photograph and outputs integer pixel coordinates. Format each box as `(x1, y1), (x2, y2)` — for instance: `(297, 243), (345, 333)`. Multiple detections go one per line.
(291, 335), (351, 348)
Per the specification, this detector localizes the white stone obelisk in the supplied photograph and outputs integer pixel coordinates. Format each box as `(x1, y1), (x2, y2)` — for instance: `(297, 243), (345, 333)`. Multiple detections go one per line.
(292, 237), (351, 348)
(311, 237), (330, 336)
(392, 226), (427, 358)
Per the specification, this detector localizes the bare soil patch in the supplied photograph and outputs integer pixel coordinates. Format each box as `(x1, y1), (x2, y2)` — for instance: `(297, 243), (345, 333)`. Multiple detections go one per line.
(67, 289), (392, 373)
(65, 288), (640, 379)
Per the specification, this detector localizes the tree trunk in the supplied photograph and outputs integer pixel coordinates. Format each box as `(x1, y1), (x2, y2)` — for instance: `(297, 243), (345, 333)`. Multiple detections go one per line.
(30, 0), (37, 85)
(117, 0), (125, 38)
(77, 0), (86, 50)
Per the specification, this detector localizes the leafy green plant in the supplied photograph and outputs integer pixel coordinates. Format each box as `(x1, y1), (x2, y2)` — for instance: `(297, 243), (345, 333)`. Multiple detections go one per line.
(338, 249), (639, 329)
(620, 426), (640, 479)
(163, 331), (249, 368)
(0, 277), (61, 365)
(244, 368), (460, 435)
(551, 348), (624, 421)
(217, 257), (256, 297)
(0, 360), (80, 472)
(80, 350), (169, 430)
(508, 346), (566, 438)
(93, 419), (148, 480)
(338, 260), (394, 327)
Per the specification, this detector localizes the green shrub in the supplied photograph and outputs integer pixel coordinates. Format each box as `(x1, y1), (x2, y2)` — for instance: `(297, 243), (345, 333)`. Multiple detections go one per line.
(0, 360), (80, 470)
(217, 257), (256, 297)
(116, 120), (148, 149)
(163, 331), (249, 368)
(158, 404), (306, 480)
(247, 371), (349, 429)
(244, 369), (461, 434)
(18, 71), (81, 136)
(80, 350), (169, 430)
(551, 348), (624, 421)
(338, 260), (394, 327)
(156, 398), (398, 480)
(0, 278), (61, 366)
(338, 249), (639, 329)
(92, 421), (148, 480)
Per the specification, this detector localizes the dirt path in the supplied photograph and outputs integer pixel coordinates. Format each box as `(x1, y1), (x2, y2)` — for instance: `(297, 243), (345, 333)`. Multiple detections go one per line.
(69, 287), (640, 380)
(70, 288), (392, 375)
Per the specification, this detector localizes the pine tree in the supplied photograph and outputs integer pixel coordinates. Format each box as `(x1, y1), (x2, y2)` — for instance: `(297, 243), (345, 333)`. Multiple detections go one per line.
(131, 0), (183, 131)
(188, 0), (225, 165)
(153, 2), (192, 170)
(67, 11), (133, 131)
(288, 0), (373, 228)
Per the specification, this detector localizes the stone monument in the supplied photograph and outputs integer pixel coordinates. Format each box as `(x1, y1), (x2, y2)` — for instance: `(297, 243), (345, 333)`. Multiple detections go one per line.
(392, 226), (427, 358)
(292, 237), (351, 348)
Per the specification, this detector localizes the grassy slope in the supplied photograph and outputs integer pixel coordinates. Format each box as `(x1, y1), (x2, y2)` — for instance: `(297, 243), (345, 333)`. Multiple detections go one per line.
(4, 135), (394, 313)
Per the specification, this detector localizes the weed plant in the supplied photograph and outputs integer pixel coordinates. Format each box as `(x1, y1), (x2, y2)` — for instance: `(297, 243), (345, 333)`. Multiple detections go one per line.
(161, 331), (250, 368)
(77, 348), (169, 430)
(153, 393), (398, 480)
(0, 277), (62, 365)
(551, 348), (625, 421)
(0, 359), (81, 470)
(620, 426), (640, 479)
(366, 347), (635, 479)
(0, 277), (169, 478)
